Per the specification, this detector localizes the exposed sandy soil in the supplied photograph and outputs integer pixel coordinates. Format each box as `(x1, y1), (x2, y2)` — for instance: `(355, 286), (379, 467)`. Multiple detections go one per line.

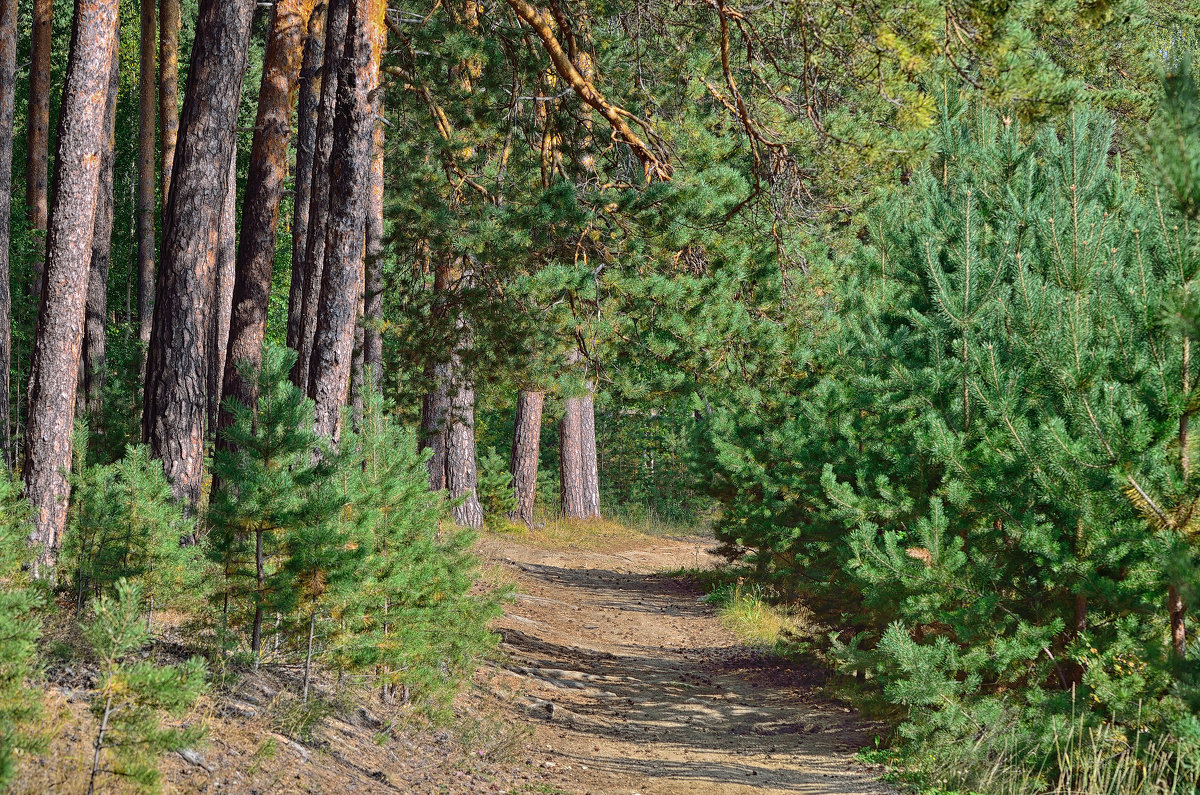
(17, 526), (889, 794)
(478, 532), (891, 795)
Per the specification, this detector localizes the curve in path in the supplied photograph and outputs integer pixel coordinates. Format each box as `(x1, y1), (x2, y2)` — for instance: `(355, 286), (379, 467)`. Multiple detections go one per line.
(483, 535), (891, 795)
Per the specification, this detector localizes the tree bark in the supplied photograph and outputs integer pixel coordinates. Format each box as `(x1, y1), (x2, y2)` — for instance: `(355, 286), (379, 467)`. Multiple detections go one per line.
(286, 1), (326, 355)
(82, 45), (120, 416)
(509, 390), (543, 526)
(144, 0), (255, 507)
(579, 386), (600, 517)
(560, 396), (585, 518)
(0, 0), (17, 468)
(23, 0), (121, 577)
(421, 362), (449, 491)
(159, 0), (181, 212)
(137, 0), (157, 384)
(26, 0), (53, 279)
(292, 0), (350, 390)
(446, 343), (483, 529)
(219, 0), (315, 438)
(362, 0), (385, 389)
(308, 0), (374, 445)
(208, 144), (237, 431)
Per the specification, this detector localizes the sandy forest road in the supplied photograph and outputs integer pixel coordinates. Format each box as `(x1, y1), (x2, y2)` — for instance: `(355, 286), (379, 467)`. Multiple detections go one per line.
(479, 532), (891, 795)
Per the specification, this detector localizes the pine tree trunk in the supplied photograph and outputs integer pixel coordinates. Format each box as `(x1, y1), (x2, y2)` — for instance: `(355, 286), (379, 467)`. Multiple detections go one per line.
(560, 396), (586, 518)
(159, 0), (181, 212)
(286, 2), (326, 355)
(293, 0), (350, 390)
(349, 294), (365, 428)
(83, 46), (121, 416)
(308, 0), (375, 445)
(446, 328), (483, 529)
(25, 0), (53, 297)
(208, 145), (237, 432)
(23, 0), (121, 577)
(362, 0), (385, 389)
(1169, 585), (1186, 657)
(421, 362), (449, 491)
(144, 0), (255, 507)
(509, 390), (543, 526)
(219, 0), (316, 440)
(0, 0), (17, 468)
(579, 386), (600, 518)
(137, 0), (157, 387)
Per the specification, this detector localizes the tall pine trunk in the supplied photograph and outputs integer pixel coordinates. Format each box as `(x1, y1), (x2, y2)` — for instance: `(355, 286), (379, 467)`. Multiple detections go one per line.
(421, 361), (449, 491)
(208, 145), (236, 432)
(293, 0), (350, 390)
(560, 396), (586, 518)
(158, 0), (181, 212)
(362, 0), (385, 389)
(0, 0), (17, 468)
(219, 0), (316, 439)
(144, 0), (255, 507)
(308, 0), (375, 445)
(26, 0), (53, 297)
(137, 0), (157, 385)
(24, 0), (121, 577)
(82, 46), (120, 416)
(445, 315), (483, 529)
(579, 386), (600, 517)
(286, 2), (326, 355)
(509, 390), (543, 526)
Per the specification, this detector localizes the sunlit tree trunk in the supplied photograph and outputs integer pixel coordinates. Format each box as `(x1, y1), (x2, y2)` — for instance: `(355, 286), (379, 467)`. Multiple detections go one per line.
(144, 0), (255, 507)
(362, 0), (385, 388)
(25, 0), (53, 297)
(159, 0), (181, 212)
(82, 45), (120, 416)
(137, 0), (157, 386)
(24, 0), (121, 577)
(509, 390), (544, 526)
(208, 145), (237, 432)
(0, 0), (17, 467)
(446, 337), (484, 529)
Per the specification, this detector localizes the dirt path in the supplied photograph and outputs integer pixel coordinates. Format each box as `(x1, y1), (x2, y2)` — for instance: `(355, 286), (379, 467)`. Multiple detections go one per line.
(480, 533), (890, 795)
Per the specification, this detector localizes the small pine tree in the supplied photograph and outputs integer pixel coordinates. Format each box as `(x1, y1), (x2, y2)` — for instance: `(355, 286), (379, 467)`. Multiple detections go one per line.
(83, 579), (206, 794)
(477, 446), (517, 519)
(0, 471), (45, 788)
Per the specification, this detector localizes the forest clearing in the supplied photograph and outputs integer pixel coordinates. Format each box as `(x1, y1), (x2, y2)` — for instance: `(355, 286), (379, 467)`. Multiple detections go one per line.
(2, 0), (1200, 793)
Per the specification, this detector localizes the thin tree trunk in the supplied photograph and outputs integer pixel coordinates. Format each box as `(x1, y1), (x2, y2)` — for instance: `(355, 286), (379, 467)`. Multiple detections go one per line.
(137, 0), (157, 387)
(219, 0), (316, 440)
(421, 362), (449, 491)
(23, 0), (121, 577)
(509, 390), (543, 526)
(302, 611), (316, 702)
(560, 396), (586, 518)
(349, 294), (365, 428)
(208, 144), (237, 431)
(159, 0), (181, 212)
(287, 1), (326, 354)
(144, 0), (255, 507)
(251, 527), (264, 656)
(308, 0), (375, 445)
(0, 0), (17, 468)
(1170, 585), (1186, 657)
(445, 320), (483, 529)
(293, 0), (350, 390)
(579, 385), (600, 518)
(26, 0), (53, 298)
(362, 0), (385, 387)
(83, 45), (121, 416)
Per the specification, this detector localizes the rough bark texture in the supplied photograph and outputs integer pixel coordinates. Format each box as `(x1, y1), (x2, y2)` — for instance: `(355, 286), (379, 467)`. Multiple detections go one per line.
(25, 0), (53, 296)
(421, 361), (449, 491)
(159, 0), (181, 211)
(219, 0), (316, 440)
(144, 0), (255, 507)
(446, 344), (483, 529)
(362, 0), (385, 388)
(0, 0), (17, 468)
(286, 2), (327, 354)
(209, 145), (237, 432)
(293, 0), (350, 390)
(509, 390), (544, 526)
(23, 0), (121, 576)
(579, 386), (600, 517)
(137, 0), (157, 378)
(308, 0), (373, 444)
(349, 292), (365, 428)
(560, 396), (586, 518)
(83, 46), (121, 415)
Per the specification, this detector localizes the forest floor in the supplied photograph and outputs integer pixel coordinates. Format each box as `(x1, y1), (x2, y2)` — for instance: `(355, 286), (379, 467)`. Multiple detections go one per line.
(18, 521), (889, 794)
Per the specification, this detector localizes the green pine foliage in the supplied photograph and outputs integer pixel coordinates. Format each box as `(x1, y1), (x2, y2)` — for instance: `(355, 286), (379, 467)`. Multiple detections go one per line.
(477, 446), (516, 520)
(82, 579), (206, 794)
(0, 471), (45, 788)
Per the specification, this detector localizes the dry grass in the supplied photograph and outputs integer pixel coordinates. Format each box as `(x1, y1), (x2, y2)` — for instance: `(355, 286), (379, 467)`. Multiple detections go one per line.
(704, 582), (819, 653)
(483, 515), (664, 554)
